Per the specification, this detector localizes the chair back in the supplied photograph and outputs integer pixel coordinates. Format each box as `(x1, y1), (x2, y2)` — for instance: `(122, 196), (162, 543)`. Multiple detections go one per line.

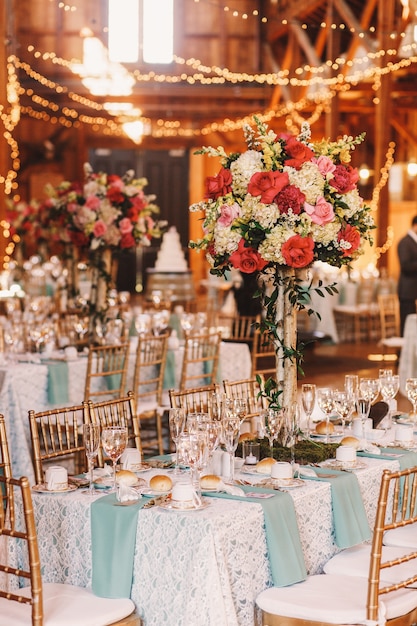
(169, 384), (218, 415)
(251, 330), (276, 378)
(0, 474), (43, 625)
(378, 293), (401, 340)
(0, 414), (12, 513)
(86, 391), (142, 464)
(28, 404), (87, 485)
(216, 314), (259, 344)
(223, 378), (265, 425)
(132, 333), (168, 408)
(84, 342), (130, 401)
(180, 331), (221, 390)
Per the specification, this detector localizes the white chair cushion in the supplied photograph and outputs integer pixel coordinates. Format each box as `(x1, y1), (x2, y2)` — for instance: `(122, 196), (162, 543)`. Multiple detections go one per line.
(380, 337), (405, 349)
(384, 524), (417, 549)
(0, 583), (135, 626)
(256, 574), (417, 624)
(324, 544), (417, 587)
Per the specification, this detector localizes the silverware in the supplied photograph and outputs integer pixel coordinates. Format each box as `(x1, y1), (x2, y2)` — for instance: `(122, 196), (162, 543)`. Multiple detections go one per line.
(143, 495), (169, 508)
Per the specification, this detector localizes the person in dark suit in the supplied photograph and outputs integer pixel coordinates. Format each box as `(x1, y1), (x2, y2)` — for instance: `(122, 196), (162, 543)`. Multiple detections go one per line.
(397, 215), (417, 334)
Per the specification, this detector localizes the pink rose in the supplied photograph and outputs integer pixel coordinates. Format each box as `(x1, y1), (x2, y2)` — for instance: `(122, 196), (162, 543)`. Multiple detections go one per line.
(313, 156), (336, 178)
(218, 202), (240, 227)
(247, 171), (289, 204)
(119, 217), (133, 235)
(284, 137), (314, 169)
(67, 201), (79, 214)
(275, 185), (306, 215)
(281, 235), (314, 268)
(85, 195), (101, 210)
(229, 239), (268, 273)
(331, 165), (359, 194)
(304, 197), (335, 225)
(93, 220), (107, 238)
(205, 167), (232, 200)
(338, 224), (361, 257)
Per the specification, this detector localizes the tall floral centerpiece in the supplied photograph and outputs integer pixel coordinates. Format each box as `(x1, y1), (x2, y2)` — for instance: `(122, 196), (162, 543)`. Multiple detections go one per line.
(190, 117), (375, 410)
(42, 163), (165, 337)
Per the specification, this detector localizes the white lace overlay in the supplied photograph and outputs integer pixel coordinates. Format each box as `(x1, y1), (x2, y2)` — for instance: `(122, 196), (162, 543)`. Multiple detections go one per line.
(7, 458), (400, 626)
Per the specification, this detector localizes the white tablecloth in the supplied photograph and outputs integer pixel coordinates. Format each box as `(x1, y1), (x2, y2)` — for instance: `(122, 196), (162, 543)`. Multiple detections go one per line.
(9, 457), (399, 626)
(0, 341), (252, 483)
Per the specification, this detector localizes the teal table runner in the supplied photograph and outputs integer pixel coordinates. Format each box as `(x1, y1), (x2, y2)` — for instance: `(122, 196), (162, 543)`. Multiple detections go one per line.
(357, 448), (417, 470)
(91, 493), (145, 598)
(45, 360), (69, 405)
(204, 485), (307, 587)
(301, 467), (371, 548)
(163, 350), (176, 389)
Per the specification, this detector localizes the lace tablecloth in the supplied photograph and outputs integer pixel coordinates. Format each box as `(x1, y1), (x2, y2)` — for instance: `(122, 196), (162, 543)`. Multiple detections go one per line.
(0, 341), (251, 484)
(9, 457), (399, 626)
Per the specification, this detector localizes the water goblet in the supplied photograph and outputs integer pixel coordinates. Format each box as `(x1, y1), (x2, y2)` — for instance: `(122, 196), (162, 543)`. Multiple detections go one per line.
(101, 426), (128, 492)
(333, 390), (354, 431)
(344, 375), (359, 403)
(285, 404), (300, 466)
(168, 408), (186, 474)
(356, 396), (371, 440)
(261, 408), (283, 457)
(301, 383), (316, 434)
(379, 373), (399, 429)
(82, 423), (101, 496)
(316, 387), (335, 443)
(222, 415), (240, 483)
(405, 378), (417, 423)
(359, 378), (380, 405)
(233, 397), (248, 425)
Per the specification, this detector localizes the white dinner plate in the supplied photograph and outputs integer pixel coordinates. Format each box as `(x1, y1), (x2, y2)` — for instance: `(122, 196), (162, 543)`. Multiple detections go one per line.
(159, 498), (210, 512)
(259, 478), (305, 490)
(320, 459), (367, 471)
(32, 484), (78, 494)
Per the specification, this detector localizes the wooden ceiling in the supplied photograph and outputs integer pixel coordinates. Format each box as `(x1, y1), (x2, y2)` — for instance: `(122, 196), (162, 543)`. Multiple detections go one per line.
(5, 0), (417, 166)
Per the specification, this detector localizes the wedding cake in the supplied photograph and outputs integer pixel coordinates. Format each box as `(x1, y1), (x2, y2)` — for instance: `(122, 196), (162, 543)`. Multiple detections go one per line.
(154, 226), (188, 272)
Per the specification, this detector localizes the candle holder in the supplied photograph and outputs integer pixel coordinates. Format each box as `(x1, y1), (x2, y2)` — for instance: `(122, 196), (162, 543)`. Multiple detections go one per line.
(242, 441), (260, 465)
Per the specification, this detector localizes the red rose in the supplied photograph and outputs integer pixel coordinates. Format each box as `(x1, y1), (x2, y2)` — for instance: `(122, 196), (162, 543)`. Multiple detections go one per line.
(331, 165), (359, 194)
(275, 185), (306, 215)
(107, 187), (125, 203)
(120, 232), (136, 249)
(247, 171), (289, 204)
(69, 230), (89, 248)
(284, 137), (314, 169)
(229, 239), (268, 273)
(205, 167), (232, 200)
(338, 224), (360, 257)
(281, 235), (314, 268)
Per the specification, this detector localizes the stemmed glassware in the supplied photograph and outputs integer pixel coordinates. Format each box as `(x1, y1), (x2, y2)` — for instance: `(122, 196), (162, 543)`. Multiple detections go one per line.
(405, 378), (417, 423)
(356, 396), (371, 440)
(344, 375), (359, 403)
(222, 415), (241, 483)
(260, 408), (283, 457)
(168, 408), (186, 474)
(101, 426), (128, 492)
(379, 373), (399, 429)
(333, 390), (354, 431)
(286, 404), (300, 466)
(359, 378), (380, 405)
(82, 423), (101, 496)
(316, 387), (335, 442)
(301, 383), (316, 434)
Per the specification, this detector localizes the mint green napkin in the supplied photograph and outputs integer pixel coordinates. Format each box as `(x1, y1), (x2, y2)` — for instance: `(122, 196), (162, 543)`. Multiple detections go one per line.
(45, 360), (69, 405)
(301, 467), (371, 548)
(358, 448), (417, 470)
(91, 493), (145, 598)
(205, 485), (307, 587)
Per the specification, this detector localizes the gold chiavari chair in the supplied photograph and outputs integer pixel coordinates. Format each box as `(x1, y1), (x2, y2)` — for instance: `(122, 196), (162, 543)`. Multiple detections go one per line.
(0, 474), (142, 625)
(222, 377), (265, 430)
(216, 313), (260, 346)
(131, 333), (169, 456)
(84, 342), (130, 401)
(251, 329), (276, 379)
(28, 404), (88, 485)
(0, 414), (12, 512)
(169, 384), (218, 415)
(86, 391), (142, 466)
(179, 331), (221, 390)
(377, 293), (405, 358)
(256, 466), (417, 626)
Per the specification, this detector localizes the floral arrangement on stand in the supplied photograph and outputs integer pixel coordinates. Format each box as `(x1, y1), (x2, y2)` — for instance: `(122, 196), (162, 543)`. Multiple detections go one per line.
(40, 163), (166, 338)
(6, 199), (53, 260)
(190, 116), (375, 410)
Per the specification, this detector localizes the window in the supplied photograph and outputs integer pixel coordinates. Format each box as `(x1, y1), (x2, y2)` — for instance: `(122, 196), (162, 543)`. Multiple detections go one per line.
(108, 0), (174, 64)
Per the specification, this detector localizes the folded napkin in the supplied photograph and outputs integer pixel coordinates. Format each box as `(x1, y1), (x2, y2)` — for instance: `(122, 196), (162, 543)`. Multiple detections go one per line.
(91, 493), (146, 598)
(45, 360), (69, 405)
(300, 466), (371, 548)
(204, 484), (307, 587)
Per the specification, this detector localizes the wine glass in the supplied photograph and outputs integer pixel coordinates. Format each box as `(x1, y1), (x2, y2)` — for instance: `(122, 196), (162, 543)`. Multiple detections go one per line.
(222, 415), (240, 483)
(168, 408), (186, 474)
(301, 383), (316, 434)
(261, 408), (283, 457)
(316, 387), (335, 442)
(359, 378), (380, 405)
(82, 423), (101, 496)
(285, 404), (300, 466)
(379, 373), (399, 430)
(209, 392), (224, 421)
(202, 420), (221, 469)
(356, 396), (371, 440)
(344, 375), (359, 403)
(101, 426), (128, 492)
(333, 390), (354, 431)
(405, 378), (417, 423)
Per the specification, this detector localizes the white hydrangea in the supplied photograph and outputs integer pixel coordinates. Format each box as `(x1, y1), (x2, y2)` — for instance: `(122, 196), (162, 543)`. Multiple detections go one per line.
(230, 150), (264, 197)
(285, 162), (325, 205)
(240, 195), (279, 229)
(310, 221), (341, 245)
(335, 188), (363, 219)
(258, 225), (296, 263)
(213, 225), (241, 255)
(99, 198), (121, 225)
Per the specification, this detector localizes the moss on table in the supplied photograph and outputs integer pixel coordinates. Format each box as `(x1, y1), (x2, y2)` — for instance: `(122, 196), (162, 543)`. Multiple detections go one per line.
(238, 438), (339, 465)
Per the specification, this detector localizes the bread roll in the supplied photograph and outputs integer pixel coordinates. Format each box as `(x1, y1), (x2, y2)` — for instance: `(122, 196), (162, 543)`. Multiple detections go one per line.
(116, 469), (138, 486)
(149, 474), (173, 493)
(200, 474), (222, 490)
(340, 435), (360, 449)
(238, 432), (257, 443)
(315, 420), (335, 435)
(256, 457), (277, 474)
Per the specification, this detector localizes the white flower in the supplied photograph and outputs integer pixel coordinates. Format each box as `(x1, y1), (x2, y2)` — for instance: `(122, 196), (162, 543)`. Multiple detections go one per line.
(310, 221), (341, 245)
(213, 225), (241, 255)
(258, 225), (296, 264)
(285, 162), (325, 205)
(240, 195), (279, 229)
(230, 150), (264, 197)
(335, 188), (363, 219)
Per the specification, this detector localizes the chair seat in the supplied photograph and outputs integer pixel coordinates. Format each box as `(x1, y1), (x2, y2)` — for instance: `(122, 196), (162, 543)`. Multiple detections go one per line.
(256, 574), (417, 624)
(384, 524), (417, 548)
(0, 583), (136, 626)
(323, 543), (417, 586)
(380, 337), (405, 349)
